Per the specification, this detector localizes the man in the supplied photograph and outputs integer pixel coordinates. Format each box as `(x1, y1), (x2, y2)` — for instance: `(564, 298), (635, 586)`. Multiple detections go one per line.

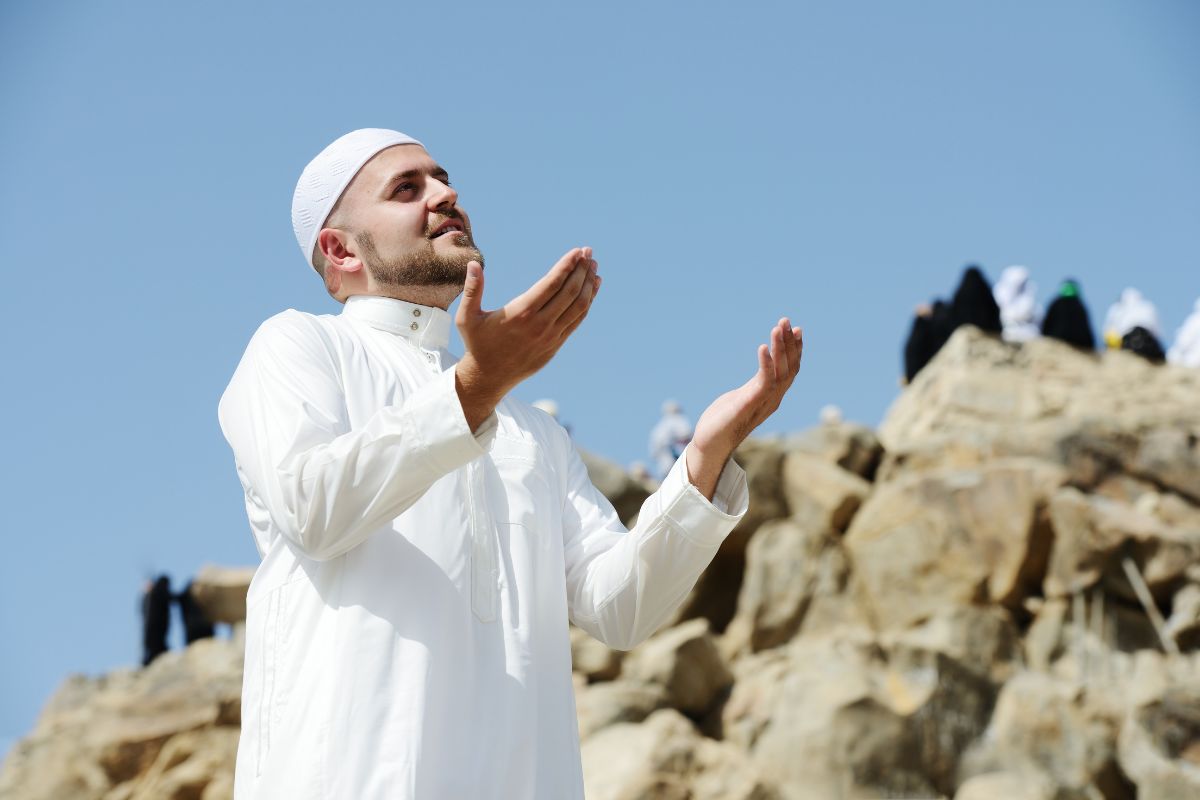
(218, 128), (803, 799)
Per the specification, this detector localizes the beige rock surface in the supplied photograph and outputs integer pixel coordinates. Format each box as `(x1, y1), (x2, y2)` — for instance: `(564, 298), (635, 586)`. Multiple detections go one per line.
(570, 624), (624, 682)
(723, 518), (861, 656)
(0, 639), (242, 800)
(780, 451), (871, 533)
(879, 326), (1200, 456)
(190, 565), (255, 625)
(581, 709), (779, 800)
(845, 459), (1063, 630)
(575, 680), (666, 741)
(621, 619), (733, 716)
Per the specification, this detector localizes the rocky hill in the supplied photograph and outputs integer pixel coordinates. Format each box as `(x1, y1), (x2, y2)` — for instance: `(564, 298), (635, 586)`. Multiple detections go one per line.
(4, 326), (1200, 799)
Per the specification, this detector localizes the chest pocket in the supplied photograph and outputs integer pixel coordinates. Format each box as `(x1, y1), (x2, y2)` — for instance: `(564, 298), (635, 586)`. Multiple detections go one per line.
(485, 435), (552, 530)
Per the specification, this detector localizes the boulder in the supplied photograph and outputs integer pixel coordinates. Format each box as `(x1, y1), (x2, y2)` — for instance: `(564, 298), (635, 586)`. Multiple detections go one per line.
(845, 460), (1063, 630)
(723, 519), (862, 656)
(621, 619), (733, 717)
(1165, 584), (1200, 651)
(570, 625), (624, 682)
(881, 605), (1021, 686)
(879, 327), (1200, 457)
(1117, 684), (1200, 798)
(190, 565), (256, 625)
(780, 451), (871, 533)
(581, 709), (779, 800)
(960, 671), (1131, 798)
(1045, 488), (1200, 603)
(723, 633), (995, 799)
(575, 680), (666, 741)
(579, 447), (654, 525)
(670, 438), (790, 631)
(782, 420), (883, 480)
(0, 639), (242, 800)
(954, 771), (1054, 800)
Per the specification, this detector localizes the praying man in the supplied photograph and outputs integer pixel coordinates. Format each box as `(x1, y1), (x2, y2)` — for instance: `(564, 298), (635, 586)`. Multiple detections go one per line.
(218, 128), (804, 799)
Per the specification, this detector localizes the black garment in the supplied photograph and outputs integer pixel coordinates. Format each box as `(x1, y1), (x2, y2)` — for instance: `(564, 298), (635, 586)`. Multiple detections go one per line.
(141, 575), (172, 667)
(1042, 280), (1096, 350)
(1121, 326), (1166, 363)
(950, 265), (1002, 334)
(175, 581), (215, 644)
(904, 300), (954, 382)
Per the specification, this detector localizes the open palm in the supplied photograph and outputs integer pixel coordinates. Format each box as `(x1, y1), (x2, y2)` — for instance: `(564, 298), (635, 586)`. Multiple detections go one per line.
(691, 319), (803, 457)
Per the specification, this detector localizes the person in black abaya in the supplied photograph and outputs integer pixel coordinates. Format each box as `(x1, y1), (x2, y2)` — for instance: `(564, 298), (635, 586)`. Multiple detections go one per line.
(904, 299), (954, 383)
(175, 581), (216, 644)
(949, 264), (1002, 334)
(1042, 279), (1096, 350)
(1121, 326), (1166, 363)
(141, 575), (172, 667)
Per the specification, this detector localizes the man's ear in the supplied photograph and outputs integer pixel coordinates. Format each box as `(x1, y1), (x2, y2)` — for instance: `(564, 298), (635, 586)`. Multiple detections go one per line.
(317, 227), (364, 275)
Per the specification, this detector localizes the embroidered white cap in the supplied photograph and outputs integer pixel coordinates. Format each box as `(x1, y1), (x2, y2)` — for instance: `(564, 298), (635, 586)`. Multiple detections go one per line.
(291, 128), (424, 269)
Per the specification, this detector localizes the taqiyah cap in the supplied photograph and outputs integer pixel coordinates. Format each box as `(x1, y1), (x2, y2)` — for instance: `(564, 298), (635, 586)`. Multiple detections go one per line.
(291, 128), (424, 269)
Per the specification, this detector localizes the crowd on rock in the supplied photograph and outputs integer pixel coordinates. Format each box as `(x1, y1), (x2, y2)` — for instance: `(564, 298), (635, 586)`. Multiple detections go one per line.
(904, 264), (1200, 382)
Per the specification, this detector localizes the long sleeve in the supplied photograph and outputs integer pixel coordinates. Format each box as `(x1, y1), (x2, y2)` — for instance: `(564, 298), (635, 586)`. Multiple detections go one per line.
(218, 311), (495, 561)
(559, 439), (748, 650)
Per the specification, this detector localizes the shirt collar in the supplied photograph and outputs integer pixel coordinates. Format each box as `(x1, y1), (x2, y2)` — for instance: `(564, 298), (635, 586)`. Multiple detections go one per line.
(342, 295), (452, 350)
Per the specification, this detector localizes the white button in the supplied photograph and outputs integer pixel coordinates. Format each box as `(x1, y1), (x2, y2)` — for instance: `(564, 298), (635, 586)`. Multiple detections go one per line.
(426, 353), (435, 363)
(413, 309), (421, 317)
(410, 322), (419, 331)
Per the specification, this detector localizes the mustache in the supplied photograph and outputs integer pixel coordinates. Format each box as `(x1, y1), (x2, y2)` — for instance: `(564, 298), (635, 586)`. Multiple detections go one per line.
(425, 209), (469, 238)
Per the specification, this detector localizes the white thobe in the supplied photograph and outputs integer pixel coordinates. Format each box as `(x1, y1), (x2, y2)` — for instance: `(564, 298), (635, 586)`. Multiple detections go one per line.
(1168, 299), (1200, 368)
(1103, 287), (1162, 344)
(993, 265), (1042, 343)
(648, 411), (694, 479)
(217, 295), (748, 799)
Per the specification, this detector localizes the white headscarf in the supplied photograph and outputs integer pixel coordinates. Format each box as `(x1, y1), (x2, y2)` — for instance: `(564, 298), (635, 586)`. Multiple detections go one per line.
(992, 266), (1042, 342)
(1167, 298), (1200, 368)
(1103, 287), (1162, 345)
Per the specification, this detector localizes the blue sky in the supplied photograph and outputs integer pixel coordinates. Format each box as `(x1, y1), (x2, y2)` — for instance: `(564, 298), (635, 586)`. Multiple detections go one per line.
(1, 0), (1197, 755)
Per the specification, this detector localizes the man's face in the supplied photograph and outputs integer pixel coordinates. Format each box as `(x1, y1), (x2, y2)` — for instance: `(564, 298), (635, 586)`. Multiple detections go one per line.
(336, 144), (483, 288)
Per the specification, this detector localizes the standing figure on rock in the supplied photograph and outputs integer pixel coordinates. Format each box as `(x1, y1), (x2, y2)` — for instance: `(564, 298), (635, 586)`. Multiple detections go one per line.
(174, 580), (215, 644)
(140, 575), (172, 667)
(1041, 278), (1096, 351)
(949, 264), (1002, 334)
(218, 128), (805, 799)
(1103, 287), (1162, 349)
(1168, 298), (1200, 368)
(649, 400), (694, 480)
(903, 299), (953, 383)
(992, 265), (1042, 343)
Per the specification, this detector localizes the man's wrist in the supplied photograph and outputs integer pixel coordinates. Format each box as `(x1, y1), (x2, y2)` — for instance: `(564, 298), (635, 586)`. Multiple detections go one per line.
(454, 357), (505, 432)
(683, 441), (736, 501)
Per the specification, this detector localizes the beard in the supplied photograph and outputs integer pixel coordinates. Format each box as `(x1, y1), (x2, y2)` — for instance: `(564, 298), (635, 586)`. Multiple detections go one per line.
(356, 229), (484, 288)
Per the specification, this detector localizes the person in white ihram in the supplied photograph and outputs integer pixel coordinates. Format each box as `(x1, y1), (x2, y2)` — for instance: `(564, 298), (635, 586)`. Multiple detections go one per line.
(649, 399), (694, 479)
(218, 128), (804, 799)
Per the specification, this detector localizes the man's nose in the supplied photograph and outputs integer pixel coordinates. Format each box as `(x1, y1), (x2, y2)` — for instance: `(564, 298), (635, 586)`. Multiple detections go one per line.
(426, 179), (458, 211)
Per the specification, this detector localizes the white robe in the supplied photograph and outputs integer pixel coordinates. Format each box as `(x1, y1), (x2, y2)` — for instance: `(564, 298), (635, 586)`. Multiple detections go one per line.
(1103, 287), (1162, 344)
(217, 295), (748, 799)
(992, 265), (1042, 343)
(1168, 299), (1200, 368)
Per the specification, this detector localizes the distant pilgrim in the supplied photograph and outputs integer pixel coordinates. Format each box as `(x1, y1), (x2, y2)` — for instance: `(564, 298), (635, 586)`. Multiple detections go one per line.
(1041, 279), (1096, 351)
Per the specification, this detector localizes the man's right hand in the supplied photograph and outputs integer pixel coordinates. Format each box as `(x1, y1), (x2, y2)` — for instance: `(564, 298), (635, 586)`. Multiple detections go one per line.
(454, 247), (601, 431)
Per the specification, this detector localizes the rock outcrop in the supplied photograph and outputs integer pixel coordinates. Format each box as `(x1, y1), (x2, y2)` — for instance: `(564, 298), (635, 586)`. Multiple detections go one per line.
(6, 325), (1200, 799)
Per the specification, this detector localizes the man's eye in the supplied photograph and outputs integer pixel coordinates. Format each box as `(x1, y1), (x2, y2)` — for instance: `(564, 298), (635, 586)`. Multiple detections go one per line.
(393, 182), (415, 196)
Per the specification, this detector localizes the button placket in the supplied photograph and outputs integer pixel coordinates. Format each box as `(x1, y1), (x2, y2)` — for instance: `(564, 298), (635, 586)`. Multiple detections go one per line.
(467, 460), (499, 623)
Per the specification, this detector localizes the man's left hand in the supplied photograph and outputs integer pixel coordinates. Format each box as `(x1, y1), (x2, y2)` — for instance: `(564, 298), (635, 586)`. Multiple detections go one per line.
(685, 318), (803, 499)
